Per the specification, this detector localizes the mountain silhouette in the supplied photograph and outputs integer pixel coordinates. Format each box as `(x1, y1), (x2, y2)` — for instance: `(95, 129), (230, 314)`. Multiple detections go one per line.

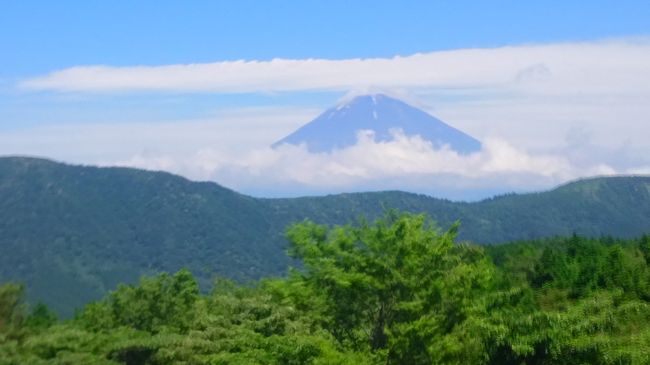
(273, 94), (481, 153)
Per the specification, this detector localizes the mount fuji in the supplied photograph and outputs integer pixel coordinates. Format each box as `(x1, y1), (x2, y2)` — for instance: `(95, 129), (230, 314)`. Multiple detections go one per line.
(273, 94), (481, 154)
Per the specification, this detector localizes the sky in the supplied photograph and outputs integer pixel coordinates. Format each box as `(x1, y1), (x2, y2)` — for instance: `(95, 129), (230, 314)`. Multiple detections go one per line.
(2, 1), (650, 200)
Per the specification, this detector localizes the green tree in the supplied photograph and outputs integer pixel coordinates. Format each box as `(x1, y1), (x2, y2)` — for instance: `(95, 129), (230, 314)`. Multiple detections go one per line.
(24, 302), (57, 330)
(78, 268), (199, 333)
(285, 211), (496, 364)
(639, 234), (650, 263)
(0, 283), (25, 336)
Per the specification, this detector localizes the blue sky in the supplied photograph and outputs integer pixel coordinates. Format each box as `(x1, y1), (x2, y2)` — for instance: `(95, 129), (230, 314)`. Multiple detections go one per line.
(3, 1), (650, 75)
(2, 1), (650, 199)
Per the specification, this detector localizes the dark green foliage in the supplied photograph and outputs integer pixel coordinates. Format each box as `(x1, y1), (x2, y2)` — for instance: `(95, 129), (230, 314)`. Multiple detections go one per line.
(77, 269), (199, 333)
(0, 157), (283, 317)
(487, 235), (650, 301)
(639, 234), (650, 263)
(2, 212), (650, 363)
(0, 283), (25, 336)
(284, 213), (496, 363)
(483, 235), (650, 364)
(1, 157), (650, 316)
(24, 303), (57, 330)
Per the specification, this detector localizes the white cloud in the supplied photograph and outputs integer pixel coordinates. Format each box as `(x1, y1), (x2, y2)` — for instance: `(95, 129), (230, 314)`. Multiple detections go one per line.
(2, 112), (645, 199)
(20, 39), (650, 99)
(0, 106), (319, 161)
(9, 38), (650, 199)
(2, 103), (645, 199)
(627, 167), (650, 175)
(112, 130), (620, 198)
(428, 93), (650, 153)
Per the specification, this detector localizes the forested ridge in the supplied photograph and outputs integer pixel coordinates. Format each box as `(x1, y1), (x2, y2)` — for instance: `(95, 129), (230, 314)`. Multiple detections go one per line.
(2, 212), (650, 364)
(1, 156), (650, 316)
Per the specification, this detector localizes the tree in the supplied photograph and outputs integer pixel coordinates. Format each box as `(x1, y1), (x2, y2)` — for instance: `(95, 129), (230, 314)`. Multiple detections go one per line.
(0, 283), (25, 336)
(78, 268), (199, 333)
(285, 211), (496, 364)
(24, 302), (57, 330)
(639, 234), (650, 263)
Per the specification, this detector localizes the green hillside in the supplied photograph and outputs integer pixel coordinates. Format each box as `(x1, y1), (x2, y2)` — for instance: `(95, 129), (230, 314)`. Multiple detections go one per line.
(1, 156), (649, 316)
(3, 214), (650, 364)
(0, 157), (283, 316)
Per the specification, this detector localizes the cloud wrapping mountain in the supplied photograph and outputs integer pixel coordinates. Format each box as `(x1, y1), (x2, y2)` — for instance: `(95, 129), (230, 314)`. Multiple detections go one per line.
(115, 130), (615, 199)
(108, 94), (614, 198)
(12, 39), (650, 198)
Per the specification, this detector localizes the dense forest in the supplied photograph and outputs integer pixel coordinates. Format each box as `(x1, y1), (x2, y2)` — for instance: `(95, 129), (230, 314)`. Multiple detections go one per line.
(2, 157), (650, 316)
(2, 212), (650, 364)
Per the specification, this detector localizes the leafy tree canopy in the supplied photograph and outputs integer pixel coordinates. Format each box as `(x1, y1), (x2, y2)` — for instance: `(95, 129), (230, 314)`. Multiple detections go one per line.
(2, 212), (650, 364)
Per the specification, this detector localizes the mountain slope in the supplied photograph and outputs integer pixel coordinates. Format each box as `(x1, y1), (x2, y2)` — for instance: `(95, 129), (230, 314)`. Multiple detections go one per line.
(273, 94), (482, 153)
(1, 157), (649, 315)
(0, 157), (284, 315)
(266, 176), (650, 243)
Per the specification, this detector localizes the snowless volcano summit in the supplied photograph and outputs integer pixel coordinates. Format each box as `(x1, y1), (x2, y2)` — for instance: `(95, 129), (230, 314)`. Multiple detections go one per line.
(273, 94), (481, 154)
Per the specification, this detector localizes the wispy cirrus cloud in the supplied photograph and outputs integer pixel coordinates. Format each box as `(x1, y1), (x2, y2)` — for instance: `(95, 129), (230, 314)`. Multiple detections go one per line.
(20, 39), (650, 98)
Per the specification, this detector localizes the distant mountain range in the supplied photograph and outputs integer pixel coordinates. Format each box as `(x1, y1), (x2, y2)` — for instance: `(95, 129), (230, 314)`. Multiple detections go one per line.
(273, 94), (481, 153)
(1, 156), (650, 316)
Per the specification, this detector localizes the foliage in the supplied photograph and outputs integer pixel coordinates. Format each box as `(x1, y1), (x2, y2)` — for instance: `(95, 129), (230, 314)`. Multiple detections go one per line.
(0, 283), (25, 338)
(1, 157), (650, 316)
(77, 269), (199, 333)
(2, 211), (650, 363)
(284, 212), (497, 363)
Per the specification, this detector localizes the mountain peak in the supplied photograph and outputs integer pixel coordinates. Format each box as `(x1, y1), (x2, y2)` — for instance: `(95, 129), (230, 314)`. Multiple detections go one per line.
(273, 94), (481, 153)
(338, 93), (388, 105)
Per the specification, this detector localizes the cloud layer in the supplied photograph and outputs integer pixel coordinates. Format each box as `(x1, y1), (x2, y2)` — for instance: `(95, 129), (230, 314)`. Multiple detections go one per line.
(112, 130), (620, 199)
(11, 38), (650, 199)
(21, 39), (650, 98)
(2, 105), (646, 200)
